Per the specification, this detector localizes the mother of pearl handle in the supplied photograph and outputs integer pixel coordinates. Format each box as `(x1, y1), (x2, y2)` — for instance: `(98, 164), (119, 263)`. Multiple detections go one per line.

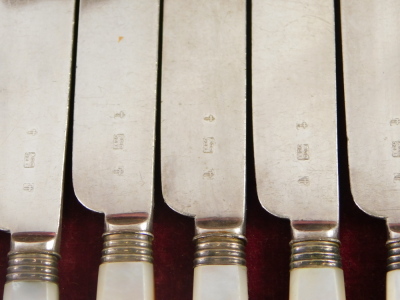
(4, 282), (58, 300)
(193, 234), (248, 300)
(97, 232), (154, 300)
(193, 265), (248, 300)
(289, 240), (346, 300)
(289, 267), (346, 300)
(97, 262), (154, 300)
(3, 250), (60, 300)
(387, 269), (400, 300)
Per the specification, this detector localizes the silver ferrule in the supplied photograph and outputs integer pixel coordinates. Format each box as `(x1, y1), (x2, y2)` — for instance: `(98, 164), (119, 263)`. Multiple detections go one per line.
(6, 252), (59, 283)
(290, 240), (342, 270)
(387, 239), (400, 271)
(101, 231), (153, 264)
(194, 233), (246, 267)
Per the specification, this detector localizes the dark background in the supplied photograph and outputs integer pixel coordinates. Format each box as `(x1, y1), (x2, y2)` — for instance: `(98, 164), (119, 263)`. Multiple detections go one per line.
(0, 0), (389, 299)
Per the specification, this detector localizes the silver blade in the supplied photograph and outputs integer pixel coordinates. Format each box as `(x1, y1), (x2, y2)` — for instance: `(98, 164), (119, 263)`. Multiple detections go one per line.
(161, 0), (246, 233)
(0, 1), (75, 236)
(342, 1), (400, 235)
(73, 0), (159, 230)
(253, 1), (338, 239)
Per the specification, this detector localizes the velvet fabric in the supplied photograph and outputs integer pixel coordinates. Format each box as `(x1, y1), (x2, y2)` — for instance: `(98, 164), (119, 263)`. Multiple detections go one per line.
(0, 137), (388, 299)
(0, 2), (388, 299)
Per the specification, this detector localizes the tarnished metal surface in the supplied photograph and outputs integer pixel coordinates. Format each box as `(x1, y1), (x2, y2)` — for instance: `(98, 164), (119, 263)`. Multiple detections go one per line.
(161, 0), (246, 234)
(0, 0), (75, 238)
(252, 0), (338, 239)
(342, 0), (400, 239)
(73, 0), (159, 232)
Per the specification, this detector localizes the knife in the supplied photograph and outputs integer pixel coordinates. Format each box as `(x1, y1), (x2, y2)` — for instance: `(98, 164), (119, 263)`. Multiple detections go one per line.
(161, 0), (247, 299)
(0, 1), (75, 299)
(252, 1), (346, 299)
(341, 1), (400, 299)
(72, 0), (159, 299)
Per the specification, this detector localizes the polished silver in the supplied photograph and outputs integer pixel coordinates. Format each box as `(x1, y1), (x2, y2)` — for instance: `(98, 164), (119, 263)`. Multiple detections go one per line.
(101, 232), (153, 264)
(252, 0), (339, 243)
(387, 240), (400, 271)
(194, 235), (246, 267)
(342, 0), (400, 241)
(161, 0), (246, 265)
(342, 1), (400, 272)
(0, 0), (75, 282)
(7, 253), (59, 283)
(290, 240), (341, 270)
(73, 0), (159, 236)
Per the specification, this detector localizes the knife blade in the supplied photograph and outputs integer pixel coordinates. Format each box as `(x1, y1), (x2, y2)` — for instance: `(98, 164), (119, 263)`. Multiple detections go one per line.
(72, 0), (159, 299)
(161, 0), (247, 299)
(0, 1), (75, 299)
(341, 1), (400, 299)
(252, 1), (345, 299)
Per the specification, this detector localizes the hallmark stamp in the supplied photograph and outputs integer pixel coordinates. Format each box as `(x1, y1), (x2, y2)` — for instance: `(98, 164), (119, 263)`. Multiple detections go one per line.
(204, 115), (215, 122)
(390, 118), (400, 126)
(203, 137), (215, 153)
(203, 169), (215, 179)
(24, 152), (36, 168)
(296, 122), (308, 130)
(113, 167), (124, 176)
(114, 111), (126, 119)
(392, 141), (400, 157)
(27, 129), (38, 136)
(113, 134), (125, 150)
(297, 144), (310, 160)
(23, 183), (34, 192)
(298, 176), (310, 186)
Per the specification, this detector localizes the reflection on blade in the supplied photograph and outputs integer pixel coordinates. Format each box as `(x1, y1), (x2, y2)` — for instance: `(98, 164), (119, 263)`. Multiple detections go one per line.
(342, 0), (400, 297)
(161, 0), (247, 299)
(0, 0), (75, 299)
(72, 0), (160, 299)
(253, 1), (345, 299)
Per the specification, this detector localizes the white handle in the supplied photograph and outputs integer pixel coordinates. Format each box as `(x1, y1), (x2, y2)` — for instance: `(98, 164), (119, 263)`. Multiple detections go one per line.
(193, 265), (248, 300)
(3, 281), (58, 300)
(387, 269), (400, 300)
(289, 267), (346, 300)
(96, 261), (154, 300)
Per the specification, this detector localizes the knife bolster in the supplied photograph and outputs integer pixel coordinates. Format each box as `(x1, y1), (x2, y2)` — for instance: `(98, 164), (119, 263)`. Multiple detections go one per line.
(101, 232), (153, 264)
(194, 233), (246, 267)
(6, 252), (59, 283)
(6, 232), (60, 283)
(193, 234), (248, 299)
(97, 232), (154, 300)
(290, 240), (342, 270)
(387, 239), (400, 271)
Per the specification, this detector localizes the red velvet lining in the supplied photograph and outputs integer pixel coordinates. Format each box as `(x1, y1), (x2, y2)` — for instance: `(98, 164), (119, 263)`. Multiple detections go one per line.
(0, 166), (387, 299)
